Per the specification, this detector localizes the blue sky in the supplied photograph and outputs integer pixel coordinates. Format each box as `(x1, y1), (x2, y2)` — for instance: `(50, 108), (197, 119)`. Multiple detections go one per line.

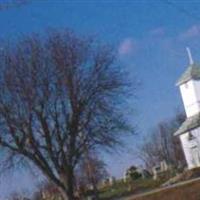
(1, 0), (200, 198)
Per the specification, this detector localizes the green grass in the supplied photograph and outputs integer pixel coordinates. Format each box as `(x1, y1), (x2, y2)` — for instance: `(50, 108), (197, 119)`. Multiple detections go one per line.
(98, 168), (200, 200)
(134, 178), (200, 200)
(98, 178), (165, 200)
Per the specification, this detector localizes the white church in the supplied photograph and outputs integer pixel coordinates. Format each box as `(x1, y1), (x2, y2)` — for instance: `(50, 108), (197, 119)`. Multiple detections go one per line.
(174, 48), (200, 169)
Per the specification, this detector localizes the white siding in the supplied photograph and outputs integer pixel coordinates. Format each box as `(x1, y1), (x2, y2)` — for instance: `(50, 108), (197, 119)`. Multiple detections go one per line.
(193, 80), (200, 105)
(180, 80), (200, 117)
(180, 128), (200, 169)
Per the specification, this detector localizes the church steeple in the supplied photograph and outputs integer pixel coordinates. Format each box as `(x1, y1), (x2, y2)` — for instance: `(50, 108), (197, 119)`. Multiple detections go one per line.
(176, 63), (200, 86)
(176, 49), (200, 86)
(186, 47), (194, 65)
(174, 48), (200, 170)
(177, 48), (200, 117)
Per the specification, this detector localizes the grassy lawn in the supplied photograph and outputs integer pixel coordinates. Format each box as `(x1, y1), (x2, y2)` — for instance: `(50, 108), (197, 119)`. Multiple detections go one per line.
(133, 178), (200, 200)
(91, 168), (200, 200)
(99, 178), (164, 200)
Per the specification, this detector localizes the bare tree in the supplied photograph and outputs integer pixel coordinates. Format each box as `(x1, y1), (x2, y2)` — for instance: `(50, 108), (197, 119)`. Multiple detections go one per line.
(8, 190), (30, 200)
(0, 0), (30, 11)
(32, 182), (62, 200)
(138, 112), (186, 170)
(77, 151), (108, 199)
(0, 30), (133, 200)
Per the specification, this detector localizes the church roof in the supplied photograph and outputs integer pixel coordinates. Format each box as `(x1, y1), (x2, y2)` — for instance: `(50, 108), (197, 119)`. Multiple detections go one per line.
(176, 63), (200, 86)
(174, 113), (200, 136)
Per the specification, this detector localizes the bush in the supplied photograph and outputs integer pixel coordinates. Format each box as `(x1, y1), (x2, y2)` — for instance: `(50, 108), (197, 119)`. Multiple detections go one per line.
(130, 171), (142, 180)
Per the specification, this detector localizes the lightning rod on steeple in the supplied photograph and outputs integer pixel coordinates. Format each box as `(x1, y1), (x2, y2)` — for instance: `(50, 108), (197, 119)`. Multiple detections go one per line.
(186, 47), (194, 65)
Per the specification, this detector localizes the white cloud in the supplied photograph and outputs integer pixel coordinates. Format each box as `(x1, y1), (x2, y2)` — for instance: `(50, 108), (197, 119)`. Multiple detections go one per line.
(179, 25), (200, 40)
(118, 38), (136, 56)
(149, 27), (165, 37)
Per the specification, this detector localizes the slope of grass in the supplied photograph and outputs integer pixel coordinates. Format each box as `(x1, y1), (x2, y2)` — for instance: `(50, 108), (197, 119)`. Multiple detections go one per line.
(133, 178), (200, 200)
(99, 178), (165, 200)
(98, 168), (200, 200)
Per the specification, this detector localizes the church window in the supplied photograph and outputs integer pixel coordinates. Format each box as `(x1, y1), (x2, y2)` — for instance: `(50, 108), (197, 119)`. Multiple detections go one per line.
(188, 132), (195, 141)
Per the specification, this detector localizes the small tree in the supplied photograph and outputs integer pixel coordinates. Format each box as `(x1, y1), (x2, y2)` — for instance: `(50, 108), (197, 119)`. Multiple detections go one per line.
(0, 30), (133, 200)
(77, 151), (108, 199)
(138, 112), (186, 170)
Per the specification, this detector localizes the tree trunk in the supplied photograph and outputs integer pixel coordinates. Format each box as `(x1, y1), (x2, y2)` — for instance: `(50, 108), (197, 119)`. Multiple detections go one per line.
(93, 183), (99, 200)
(66, 165), (75, 200)
(59, 165), (75, 200)
(59, 187), (75, 200)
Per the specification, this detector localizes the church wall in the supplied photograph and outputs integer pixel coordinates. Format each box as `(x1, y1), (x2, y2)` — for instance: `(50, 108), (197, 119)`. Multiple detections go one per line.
(180, 132), (195, 169)
(180, 80), (200, 117)
(180, 127), (200, 169)
(192, 80), (200, 106)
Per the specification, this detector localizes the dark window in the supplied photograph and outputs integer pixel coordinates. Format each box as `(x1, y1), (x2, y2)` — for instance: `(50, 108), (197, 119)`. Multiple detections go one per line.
(188, 132), (195, 140)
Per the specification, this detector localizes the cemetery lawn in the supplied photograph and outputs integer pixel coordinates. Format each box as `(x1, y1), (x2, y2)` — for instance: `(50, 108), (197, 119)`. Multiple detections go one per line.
(98, 178), (164, 200)
(132, 177), (200, 200)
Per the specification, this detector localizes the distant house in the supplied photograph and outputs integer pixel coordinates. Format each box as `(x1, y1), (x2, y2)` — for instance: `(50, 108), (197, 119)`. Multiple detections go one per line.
(152, 160), (171, 180)
(174, 48), (200, 169)
(100, 176), (116, 187)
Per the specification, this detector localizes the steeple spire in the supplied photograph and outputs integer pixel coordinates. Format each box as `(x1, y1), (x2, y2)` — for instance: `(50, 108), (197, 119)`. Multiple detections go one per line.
(186, 47), (194, 65)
